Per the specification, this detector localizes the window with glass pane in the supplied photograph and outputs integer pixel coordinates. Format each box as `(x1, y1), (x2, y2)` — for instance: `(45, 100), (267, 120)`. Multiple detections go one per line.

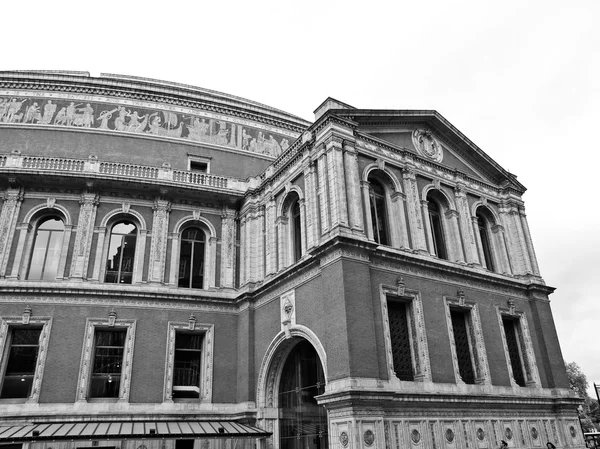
(279, 340), (328, 449)
(0, 328), (42, 398)
(450, 309), (475, 384)
(502, 317), (526, 387)
(178, 227), (205, 289)
(387, 300), (414, 381)
(173, 333), (203, 398)
(292, 202), (302, 262)
(105, 222), (137, 284)
(90, 330), (126, 398)
(27, 218), (64, 280)
(427, 198), (447, 260)
(369, 181), (389, 245)
(477, 213), (495, 271)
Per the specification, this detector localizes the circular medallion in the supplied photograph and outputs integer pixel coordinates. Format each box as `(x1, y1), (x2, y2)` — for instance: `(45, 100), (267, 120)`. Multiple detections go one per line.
(531, 427), (538, 440)
(364, 430), (375, 446)
(570, 425), (576, 438)
(339, 431), (349, 448)
(505, 427), (513, 440)
(476, 428), (485, 441)
(445, 429), (455, 443)
(411, 429), (421, 444)
(412, 129), (443, 162)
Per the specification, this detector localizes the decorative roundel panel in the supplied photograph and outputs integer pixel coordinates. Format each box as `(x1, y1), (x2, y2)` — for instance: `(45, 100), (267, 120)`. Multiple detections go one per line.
(339, 431), (349, 447)
(411, 429), (421, 444)
(476, 428), (485, 441)
(412, 129), (443, 162)
(504, 427), (513, 440)
(363, 430), (375, 446)
(445, 428), (455, 443)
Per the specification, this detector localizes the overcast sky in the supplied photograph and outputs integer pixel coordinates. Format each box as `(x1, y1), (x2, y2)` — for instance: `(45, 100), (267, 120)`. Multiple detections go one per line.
(3, 0), (599, 394)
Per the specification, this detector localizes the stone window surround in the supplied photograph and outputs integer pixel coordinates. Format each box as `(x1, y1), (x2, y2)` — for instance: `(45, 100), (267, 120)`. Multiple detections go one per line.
(187, 154), (211, 173)
(496, 303), (541, 388)
(443, 293), (491, 386)
(0, 315), (52, 403)
(380, 281), (431, 386)
(163, 321), (214, 403)
(76, 317), (136, 403)
(276, 187), (306, 270)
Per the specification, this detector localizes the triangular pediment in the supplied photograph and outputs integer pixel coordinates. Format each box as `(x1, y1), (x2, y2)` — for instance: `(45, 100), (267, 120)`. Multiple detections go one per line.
(326, 109), (523, 191)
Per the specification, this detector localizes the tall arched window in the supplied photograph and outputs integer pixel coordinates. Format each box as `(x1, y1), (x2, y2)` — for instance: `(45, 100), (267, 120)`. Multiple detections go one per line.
(291, 201), (302, 263)
(476, 209), (495, 271)
(27, 217), (64, 280)
(279, 340), (328, 449)
(105, 221), (137, 284)
(427, 195), (448, 260)
(369, 180), (389, 245)
(178, 227), (206, 289)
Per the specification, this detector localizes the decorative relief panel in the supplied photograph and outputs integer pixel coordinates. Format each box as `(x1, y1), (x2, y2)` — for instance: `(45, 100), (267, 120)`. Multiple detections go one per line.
(280, 289), (296, 337)
(412, 129), (443, 162)
(0, 95), (296, 158)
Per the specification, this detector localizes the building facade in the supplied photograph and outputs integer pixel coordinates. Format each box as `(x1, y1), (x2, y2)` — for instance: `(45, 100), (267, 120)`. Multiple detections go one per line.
(0, 71), (583, 449)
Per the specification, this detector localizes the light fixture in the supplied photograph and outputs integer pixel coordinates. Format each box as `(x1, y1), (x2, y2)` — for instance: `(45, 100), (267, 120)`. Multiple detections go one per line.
(108, 308), (117, 327)
(108, 374), (113, 383)
(22, 305), (32, 324)
(20, 377), (26, 382)
(188, 313), (196, 330)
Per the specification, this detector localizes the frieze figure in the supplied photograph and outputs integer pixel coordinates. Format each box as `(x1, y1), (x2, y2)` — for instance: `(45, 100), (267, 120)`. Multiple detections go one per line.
(39, 100), (57, 125)
(3, 98), (26, 123)
(22, 102), (41, 123)
(54, 107), (68, 125)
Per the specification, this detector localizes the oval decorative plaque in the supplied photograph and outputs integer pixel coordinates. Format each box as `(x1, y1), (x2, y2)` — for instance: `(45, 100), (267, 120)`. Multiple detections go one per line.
(445, 429), (455, 443)
(364, 430), (375, 446)
(411, 429), (421, 444)
(531, 427), (539, 440)
(340, 431), (349, 448)
(476, 428), (485, 441)
(412, 129), (443, 162)
(505, 427), (513, 440)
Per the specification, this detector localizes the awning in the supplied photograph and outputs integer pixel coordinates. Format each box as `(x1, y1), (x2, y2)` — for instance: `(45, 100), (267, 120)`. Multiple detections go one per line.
(0, 421), (270, 443)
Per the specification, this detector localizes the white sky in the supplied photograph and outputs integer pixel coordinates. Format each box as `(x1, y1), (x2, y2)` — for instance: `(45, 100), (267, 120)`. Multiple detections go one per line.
(3, 0), (599, 395)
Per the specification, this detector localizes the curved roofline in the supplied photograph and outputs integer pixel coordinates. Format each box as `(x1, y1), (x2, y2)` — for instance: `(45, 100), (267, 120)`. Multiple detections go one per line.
(0, 70), (311, 130)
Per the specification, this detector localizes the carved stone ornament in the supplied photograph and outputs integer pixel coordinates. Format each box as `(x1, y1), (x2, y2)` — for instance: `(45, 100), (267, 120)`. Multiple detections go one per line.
(505, 427), (513, 440)
(363, 430), (375, 446)
(193, 210), (202, 221)
(339, 431), (349, 448)
(569, 426), (576, 438)
(412, 129), (443, 162)
(531, 427), (538, 440)
(47, 197), (56, 209)
(445, 428), (455, 443)
(476, 428), (485, 441)
(411, 429), (421, 444)
(122, 202), (130, 214)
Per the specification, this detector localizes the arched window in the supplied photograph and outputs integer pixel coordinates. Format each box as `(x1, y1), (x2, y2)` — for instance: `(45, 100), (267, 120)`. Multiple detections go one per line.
(369, 179), (389, 245)
(427, 195), (448, 260)
(27, 217), (64, 280)
(476, 210), (495, 271)
(178, 227), (206, 289)
(105, 221), (137, 284)
(291, 201), (302, 263)
(279, 340), (328, 449)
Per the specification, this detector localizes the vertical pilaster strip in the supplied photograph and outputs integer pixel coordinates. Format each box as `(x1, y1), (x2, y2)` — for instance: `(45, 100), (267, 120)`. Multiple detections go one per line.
(445, 209), (465, 263)
(0, 188), (24, 278)
(134, 230), (148, 283)
(420, 200), (434, 254)
(57, 225), (73, 279)
(264, 197), (277, 275)
(317, 151), (330, 234)
(276, 217), (288, 270)
(69, 193), (99, 279)
(147, 199), (171, 284)
(299, 199), (307, 256)
(303, 160), (319, 249)
(492, 224), (512, 274)
(343, 141), (364, 232)
(208, 236), (217, 288)
(220, 208), (236, 288)
(326, 139), (348, 228)
(391, 192), (409, 248)
(361, 181), (374, 240)
(255, 207), (265, 280)
(9, 223), (30, 278)
(499, 201), (528, 275)
(169, 233), (180, 285)
(519, 206), (540, 275)
(471, 216), (486, 267)
(239, 216), (247, 285)
(454, 185), (478, 264)
(402, 169), (427, 252)
(90, 227), (106, 281)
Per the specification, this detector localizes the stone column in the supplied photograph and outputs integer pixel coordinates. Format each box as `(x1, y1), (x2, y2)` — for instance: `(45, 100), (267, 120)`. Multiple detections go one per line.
(57, 224), (73, 279)
(69, 193), (100, 280)
(207, 236), (218, 288)
(420, 200), (434, 255)
(0, 188), (24, 278)
(147, 199), (171, 284)
(220, 208), (236, 288)
(239, 216), (247, 285)
(454, 184), (478, 264)
(444, 209), (465, 263)
(303, 160), (320, 250)
(264, 197), (277, 276)
(90, 226), (106, 281)
(471, 216), (486, 267)
(499, 201), (530, 275)
(402, 169), (428, 252)
(492, 224), (512, 274)
(361, 181), (374, 240)
(343, 141), (364, 232)
(299, 198), (307, 256)
(325, 139), (349, 228)
(390, 192), (410, 248)
(519, 206), (541, 276)
(254, 207), (265, 280)
(168, 232), (180, 286)
(134, 229), (148, 283)
(276, 216), (288, 271)
(317, 151), (330, 234)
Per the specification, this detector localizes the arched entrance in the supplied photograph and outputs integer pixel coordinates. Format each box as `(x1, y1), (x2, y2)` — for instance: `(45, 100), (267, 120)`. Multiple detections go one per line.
(279, 340), (327, 449)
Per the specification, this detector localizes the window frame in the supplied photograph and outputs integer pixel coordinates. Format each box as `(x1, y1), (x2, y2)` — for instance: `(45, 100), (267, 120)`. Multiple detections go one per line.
(0, 315), (52, 403)
(104, 220), (138, 284)
(163, 321), (214, 403)
(444, 293), (491, 386)
(475, 209), (497, 272)
(496, 304), (540, 388)
(187, 154), (211, 173)
(26, 216), (66, 281)
(368, 178), (390, 246)
(380, 283), (431, 385)
(177, 226), (207, 289)
(427, 196), (448, 260)
(76, 317), (136, 402)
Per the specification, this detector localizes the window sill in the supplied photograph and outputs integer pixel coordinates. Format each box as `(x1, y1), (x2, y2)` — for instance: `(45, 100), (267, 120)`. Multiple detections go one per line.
(0, 398), (28, 404)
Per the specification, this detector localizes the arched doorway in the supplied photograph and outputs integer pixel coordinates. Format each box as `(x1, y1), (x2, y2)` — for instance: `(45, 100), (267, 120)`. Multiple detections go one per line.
(279, 340), (328, 449)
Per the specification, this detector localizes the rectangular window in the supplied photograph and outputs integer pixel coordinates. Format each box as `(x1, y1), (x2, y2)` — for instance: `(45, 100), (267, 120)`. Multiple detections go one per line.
(502, 317), (526, 387)
(450, 309), (476, 384)
(0, 328), (42, 398)
(189, 161), (208, 173)
(387, 300), (414, 381)
(173, 332), (203, 398)
(90, 330), (126, 398)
